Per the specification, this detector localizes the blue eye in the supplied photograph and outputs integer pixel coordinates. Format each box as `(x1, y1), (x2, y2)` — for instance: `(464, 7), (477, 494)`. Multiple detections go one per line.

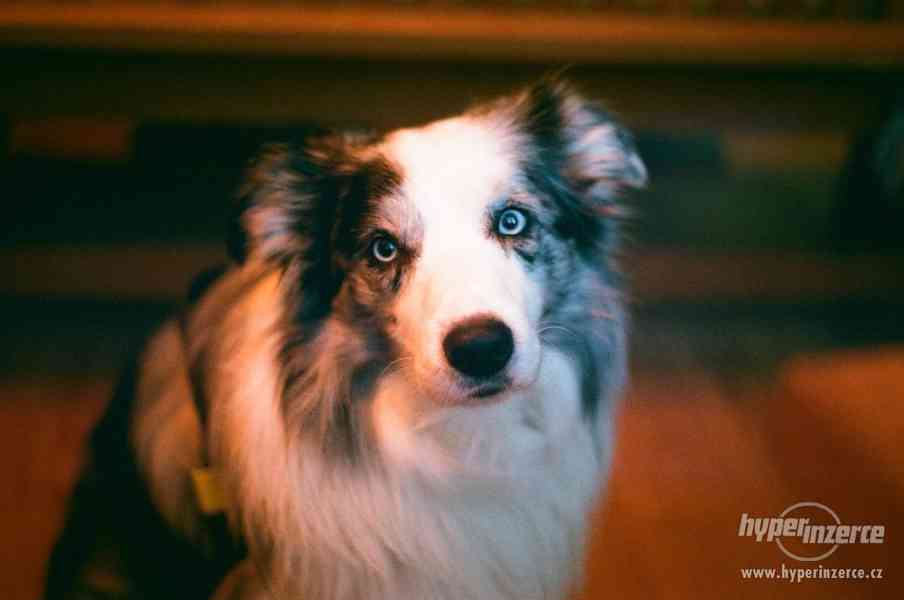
(497, 208), (528, 236)
(371, 236), (398, 262)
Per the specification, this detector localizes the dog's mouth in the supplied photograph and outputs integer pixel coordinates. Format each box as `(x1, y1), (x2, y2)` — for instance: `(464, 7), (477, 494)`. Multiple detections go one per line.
(447, 346), (542, 405)
(470, 382), (507, 399)
(458, 374), (520, 404)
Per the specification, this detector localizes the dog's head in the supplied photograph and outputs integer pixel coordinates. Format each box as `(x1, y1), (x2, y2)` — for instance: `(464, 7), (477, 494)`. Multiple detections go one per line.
(230, 79), (645, 432)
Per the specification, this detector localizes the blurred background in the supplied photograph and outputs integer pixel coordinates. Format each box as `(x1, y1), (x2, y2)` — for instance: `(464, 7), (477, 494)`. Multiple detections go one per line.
(1, 1), (903, 598)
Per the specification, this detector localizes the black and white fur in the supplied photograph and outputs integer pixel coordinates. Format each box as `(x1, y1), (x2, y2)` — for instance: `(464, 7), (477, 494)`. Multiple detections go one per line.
(46, 79), (646, 600)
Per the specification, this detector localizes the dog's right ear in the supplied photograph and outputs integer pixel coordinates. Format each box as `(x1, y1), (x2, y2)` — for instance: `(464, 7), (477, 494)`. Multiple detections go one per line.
(229, 143), (314, 265)
(228, 140), (353, 320)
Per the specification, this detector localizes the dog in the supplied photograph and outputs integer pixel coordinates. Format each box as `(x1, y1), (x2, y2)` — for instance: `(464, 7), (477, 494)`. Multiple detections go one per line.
(45, 78), (646, 600)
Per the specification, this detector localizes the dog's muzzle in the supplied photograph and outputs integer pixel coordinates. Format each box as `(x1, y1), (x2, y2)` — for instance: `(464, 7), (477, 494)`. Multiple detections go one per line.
(442, 316), (514, 381)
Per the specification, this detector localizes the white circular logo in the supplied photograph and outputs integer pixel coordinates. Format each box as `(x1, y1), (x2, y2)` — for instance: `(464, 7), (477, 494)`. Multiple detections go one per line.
(776, 502), (841, 562)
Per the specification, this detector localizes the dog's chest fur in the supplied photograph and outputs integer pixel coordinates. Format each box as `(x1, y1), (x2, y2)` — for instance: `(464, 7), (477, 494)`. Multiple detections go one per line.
(132, 270), (607, 600)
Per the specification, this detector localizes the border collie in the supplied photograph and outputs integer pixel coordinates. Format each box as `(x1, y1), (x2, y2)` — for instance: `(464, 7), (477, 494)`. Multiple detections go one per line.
(46, 79), (646, 600)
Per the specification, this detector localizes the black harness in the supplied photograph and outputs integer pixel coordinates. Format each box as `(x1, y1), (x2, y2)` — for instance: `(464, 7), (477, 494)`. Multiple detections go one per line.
(180, 265), (247, 573)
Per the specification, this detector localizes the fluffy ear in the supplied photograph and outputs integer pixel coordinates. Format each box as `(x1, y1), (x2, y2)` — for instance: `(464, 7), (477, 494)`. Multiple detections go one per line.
(519, 78), (647, 205)
(229, 144), (305, 264)
(228, 139), (348, 319)
(228, 136), (399, 320)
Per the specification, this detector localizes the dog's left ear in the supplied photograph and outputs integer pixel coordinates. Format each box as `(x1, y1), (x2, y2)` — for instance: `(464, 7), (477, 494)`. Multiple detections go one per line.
(519, 78), (647, 204)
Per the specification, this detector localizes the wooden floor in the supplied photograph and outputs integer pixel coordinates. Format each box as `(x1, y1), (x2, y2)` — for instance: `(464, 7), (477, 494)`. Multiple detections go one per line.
(1, 348), (901, 599)
(583, 350), (903, 599)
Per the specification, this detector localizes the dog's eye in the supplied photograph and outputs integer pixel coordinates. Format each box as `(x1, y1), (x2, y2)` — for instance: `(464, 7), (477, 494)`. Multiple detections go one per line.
(496, 208), (528, 237)
(371, 236), (399, 263)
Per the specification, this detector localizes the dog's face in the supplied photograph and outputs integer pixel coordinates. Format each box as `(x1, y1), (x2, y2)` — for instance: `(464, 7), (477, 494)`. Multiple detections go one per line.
(364, 117), (546, 402)
(230, 80), (645, 421)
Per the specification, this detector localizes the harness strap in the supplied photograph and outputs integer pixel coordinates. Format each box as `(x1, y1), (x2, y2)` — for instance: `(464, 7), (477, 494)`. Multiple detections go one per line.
(178, 266), (247, 569)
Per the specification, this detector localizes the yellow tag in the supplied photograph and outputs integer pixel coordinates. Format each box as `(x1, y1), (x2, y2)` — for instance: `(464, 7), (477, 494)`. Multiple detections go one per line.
(191, 468), (228, 514)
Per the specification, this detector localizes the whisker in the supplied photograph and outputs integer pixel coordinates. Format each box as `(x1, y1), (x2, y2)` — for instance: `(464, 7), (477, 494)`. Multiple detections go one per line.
(538, 324), (578, 339)
(379, 356), (414, 380)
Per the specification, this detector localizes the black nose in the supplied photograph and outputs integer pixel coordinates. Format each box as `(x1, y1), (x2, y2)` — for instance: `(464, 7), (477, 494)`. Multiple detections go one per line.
(442, 317), (514, 379)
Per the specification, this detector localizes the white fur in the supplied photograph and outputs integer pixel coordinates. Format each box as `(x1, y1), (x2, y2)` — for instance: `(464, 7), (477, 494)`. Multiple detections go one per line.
(381, 115), (544, 401)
